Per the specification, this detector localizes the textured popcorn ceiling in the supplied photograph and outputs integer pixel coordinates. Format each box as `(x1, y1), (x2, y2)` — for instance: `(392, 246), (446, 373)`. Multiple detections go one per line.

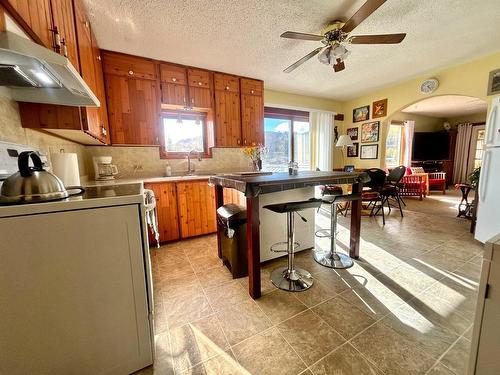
(402, 95), (488, 118)
(83, 0), (500, 100)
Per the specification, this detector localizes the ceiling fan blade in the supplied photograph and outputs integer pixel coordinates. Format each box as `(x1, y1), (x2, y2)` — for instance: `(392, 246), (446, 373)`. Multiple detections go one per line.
(349, 33), (406, 44)
(280, 31), (324, 41)
(341, 0), (387, 34)
(283, 47), (323, 73)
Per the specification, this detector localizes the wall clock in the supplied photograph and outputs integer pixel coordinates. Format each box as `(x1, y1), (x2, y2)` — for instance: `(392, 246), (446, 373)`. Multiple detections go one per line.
(420, 78), (439, 94)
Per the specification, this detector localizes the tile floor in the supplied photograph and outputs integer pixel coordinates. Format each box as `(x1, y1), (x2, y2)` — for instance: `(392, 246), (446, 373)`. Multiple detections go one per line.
(137, 190), (483, 375)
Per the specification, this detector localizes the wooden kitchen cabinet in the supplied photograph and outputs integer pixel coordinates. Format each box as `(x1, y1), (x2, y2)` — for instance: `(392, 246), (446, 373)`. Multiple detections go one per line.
(4, 0), (53, 48)
(51, 0), (79, 70)
(176, 180), (217, 238)
(144, 182), (180, 243)
(214, 73), (241, 147)
(187, 68), (212, 108)
(104, 74), (160, 145)
(102, 51), (157, 80)
(160, 63), (188, 106)
(240, 78), (264, 146)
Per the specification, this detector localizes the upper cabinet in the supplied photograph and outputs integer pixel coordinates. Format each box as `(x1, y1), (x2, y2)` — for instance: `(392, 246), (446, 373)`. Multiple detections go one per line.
(214, 73), (241, 147)
(103, 52), (160, 145)
(187, 68), (212, 108)
(50, 0), (79, 71)
(240, 78), (264, 146)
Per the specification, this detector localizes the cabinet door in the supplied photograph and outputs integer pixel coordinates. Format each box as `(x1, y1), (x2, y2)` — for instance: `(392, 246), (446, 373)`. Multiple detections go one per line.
(214, 73), (239, 93)
(19, 102), (81, 130)
(51, 0), (79, 71)
(102, 51), (156, 80)
(176, 181), (216, 238)
(160, 63), (187, 106)
(214, 90), (241, 147)
(6, 0), (53, 48)
(241, 92), (263, 146)
(105, 75), (159, 145)
(187, 69), (212, 108)
(91, 32), (110, 144)
(144, 183), (180, 243)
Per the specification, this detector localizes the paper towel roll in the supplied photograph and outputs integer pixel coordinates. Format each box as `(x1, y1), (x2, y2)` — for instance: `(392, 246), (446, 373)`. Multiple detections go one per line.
(51, 152), (81, 186)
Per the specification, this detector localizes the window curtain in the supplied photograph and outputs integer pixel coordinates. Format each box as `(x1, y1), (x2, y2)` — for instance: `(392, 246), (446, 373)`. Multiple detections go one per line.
(453, 122), (474, 183)
(402, 120), (415, 167)
(310, 112), (334, 171)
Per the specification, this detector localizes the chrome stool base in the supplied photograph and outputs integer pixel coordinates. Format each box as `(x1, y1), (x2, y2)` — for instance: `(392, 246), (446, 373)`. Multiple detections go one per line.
(270, 266), (314, 292)
(314, 250), (354, 269)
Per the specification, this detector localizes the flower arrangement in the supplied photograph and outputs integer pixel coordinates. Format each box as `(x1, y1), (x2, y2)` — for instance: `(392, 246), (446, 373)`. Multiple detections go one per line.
(468, 167), (481, 189)
(242, 144), (267, 171)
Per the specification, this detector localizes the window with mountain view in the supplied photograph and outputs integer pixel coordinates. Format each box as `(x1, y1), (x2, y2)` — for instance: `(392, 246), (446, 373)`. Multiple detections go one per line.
(161, 112), (207, 158)
(262, 108), (310, 172)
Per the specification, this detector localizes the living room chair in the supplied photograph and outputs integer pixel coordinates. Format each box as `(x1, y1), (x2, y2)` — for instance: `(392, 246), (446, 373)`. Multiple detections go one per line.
(428, 172), (447, 194)
(361, 168), (388, 225)
(381, 165), (406, 217)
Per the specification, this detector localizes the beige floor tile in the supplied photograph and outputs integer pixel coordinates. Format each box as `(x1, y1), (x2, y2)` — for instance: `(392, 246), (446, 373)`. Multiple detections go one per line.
(310, 343), (382, 375)
(294, 279), (337, 308)
(164, 292), (214, 329)
(169, 315), (229, 373)
(159, 274), (202, 300)
(313, 269), (351, 294)
(232, 328), (306, 375)
(255, 289), (307, 325)
(380, 304), (460, 359)
(204, 280), (250, 312)
(189, 254), (223, 272)
(197, 265), (234, 290)
(313, 296), (376, 340)
(215, 299), (272, 346)
(158, 260), (195, 280)
(427, 362), (456, 375)
(146, 331), (175, 375)
(277, 310), (345, 365)
(384, 263), (440, 296)
(451, 262), (482, 285)
(351, 322), (436, 374)
(414, 250), (467, 273)
(237, 267), (276, 296)
(187, 350), (249, 375)
(440, 337), (471, 375)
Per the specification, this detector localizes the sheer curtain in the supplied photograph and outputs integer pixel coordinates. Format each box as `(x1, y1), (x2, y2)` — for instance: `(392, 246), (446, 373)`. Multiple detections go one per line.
(453, 122), (474, 183)
(403, 120), (415, 167)
(310, 112), (334, 171)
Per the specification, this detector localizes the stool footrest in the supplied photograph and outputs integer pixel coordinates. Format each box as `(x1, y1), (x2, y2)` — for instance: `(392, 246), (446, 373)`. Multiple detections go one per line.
(270, 241), (300, 253)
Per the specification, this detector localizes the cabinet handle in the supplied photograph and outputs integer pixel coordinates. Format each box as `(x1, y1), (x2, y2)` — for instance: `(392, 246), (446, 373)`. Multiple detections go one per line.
(237, 139), (241, 145)
(251, 89), (254, 94)
(183, 97), (186, 104)
(244, 139), (247, 145)
(50, 27), (61, 49)
(172, 77), (177, 82)
(84, 21), (90, 28)
(198, 81), (203, 86)
(96, 55), (102, 61)
(191, 98), (194, 104)
(128, 70), (134, 75)
(60, 38), (68, 57)
(101, 126), (107, 136)
(225, 86), (230, 91)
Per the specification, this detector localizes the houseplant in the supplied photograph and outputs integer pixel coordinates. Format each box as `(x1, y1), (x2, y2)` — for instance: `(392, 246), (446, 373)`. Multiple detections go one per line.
(243, 144), (267, 171)
(468, 167), (481, 189)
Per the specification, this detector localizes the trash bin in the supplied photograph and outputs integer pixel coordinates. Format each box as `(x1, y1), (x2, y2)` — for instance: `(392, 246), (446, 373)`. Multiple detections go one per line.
(217, 204), (247, 278)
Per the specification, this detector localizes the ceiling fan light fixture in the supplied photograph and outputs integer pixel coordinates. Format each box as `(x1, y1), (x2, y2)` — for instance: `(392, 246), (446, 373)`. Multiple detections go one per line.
(317, 46), (331, 65)
(333, 58), (345, 72)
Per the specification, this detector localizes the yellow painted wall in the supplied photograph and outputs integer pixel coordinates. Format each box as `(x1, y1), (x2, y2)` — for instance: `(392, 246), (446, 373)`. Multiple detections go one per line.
(264, 89), (342, 113)
(389, 112), (445, 132)
(339, 51), (500, 169)
(447, 112), (487, 128)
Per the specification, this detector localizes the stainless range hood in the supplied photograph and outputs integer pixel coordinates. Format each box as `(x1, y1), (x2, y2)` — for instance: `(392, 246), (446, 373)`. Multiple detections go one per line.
(0, 31), (99, 107)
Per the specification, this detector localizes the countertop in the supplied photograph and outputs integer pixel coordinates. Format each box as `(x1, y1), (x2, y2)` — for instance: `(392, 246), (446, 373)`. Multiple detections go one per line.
(209, 171), (362, 197)
(83, 174), (213, 187)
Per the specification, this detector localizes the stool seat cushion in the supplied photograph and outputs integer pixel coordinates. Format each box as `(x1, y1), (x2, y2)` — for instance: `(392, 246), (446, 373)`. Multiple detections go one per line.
(264, 198), (322, 213)
(320, 185), (343, 196)
(322, 192), (362, 204)
(361, 191), (381, 200)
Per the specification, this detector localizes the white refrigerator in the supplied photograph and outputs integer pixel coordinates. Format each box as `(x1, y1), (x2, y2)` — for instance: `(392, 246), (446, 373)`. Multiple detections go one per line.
(475, 96), (500, 243)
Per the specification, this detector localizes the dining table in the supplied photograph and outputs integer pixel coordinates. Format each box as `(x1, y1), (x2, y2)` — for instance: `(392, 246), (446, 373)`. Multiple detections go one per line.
(209, 171), (364, 299)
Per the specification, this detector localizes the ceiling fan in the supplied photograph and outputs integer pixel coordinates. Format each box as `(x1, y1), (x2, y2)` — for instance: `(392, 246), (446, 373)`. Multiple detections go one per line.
(281, 0), (406, 73)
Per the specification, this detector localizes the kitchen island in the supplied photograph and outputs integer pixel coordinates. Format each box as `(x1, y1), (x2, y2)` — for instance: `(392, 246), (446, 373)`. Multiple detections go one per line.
(209, 171), (364, 299)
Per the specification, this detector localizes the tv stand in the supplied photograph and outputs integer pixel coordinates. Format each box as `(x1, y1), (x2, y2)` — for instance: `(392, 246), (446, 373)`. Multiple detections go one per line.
(411, 160), (454, 186)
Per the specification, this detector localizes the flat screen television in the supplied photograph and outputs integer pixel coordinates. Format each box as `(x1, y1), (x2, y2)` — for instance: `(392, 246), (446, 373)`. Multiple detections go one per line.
(412, 132), (450, 161)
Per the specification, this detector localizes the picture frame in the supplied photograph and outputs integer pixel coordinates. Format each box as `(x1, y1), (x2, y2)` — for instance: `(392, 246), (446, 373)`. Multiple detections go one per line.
(353, 105), (370, 122)
(487, 69), (500, 96)
(360, 144), (378, 159)
(347, 142), (359, 157)
(346, 127), (359, 141)
(372, 98), (388, 118)
(361, 121), (380, 143)
(343, 165), (355, 172)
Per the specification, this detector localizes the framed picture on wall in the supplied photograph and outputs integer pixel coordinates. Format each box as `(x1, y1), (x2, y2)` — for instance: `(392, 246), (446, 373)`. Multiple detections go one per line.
(361, 121), (380, 143)
(347, 142), (359, 157)
(372, 98), (388, 118)
(487, 68), (500, 95)
(360, 144), (378, 159)
(353, 105), (370, 122)
(346, 127), (359, 141)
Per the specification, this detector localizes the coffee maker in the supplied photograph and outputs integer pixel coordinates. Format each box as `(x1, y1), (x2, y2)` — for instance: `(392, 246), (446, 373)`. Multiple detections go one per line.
(92, 156), (118, 180)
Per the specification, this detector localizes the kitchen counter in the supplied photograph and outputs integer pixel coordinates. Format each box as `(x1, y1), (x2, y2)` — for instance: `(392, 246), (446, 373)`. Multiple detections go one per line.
(84, 174), (213, 187)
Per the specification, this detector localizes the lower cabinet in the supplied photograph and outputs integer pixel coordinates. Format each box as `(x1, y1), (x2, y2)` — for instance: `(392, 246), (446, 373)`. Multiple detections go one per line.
(144, 179), (217, 244)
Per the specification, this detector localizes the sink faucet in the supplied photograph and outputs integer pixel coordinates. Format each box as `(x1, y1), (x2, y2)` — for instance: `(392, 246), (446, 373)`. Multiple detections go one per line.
(187, 150), (202, 175)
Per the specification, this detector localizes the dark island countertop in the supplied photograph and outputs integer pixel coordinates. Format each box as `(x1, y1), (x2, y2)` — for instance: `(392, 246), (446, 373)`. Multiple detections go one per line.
(209, 171), (362, 197)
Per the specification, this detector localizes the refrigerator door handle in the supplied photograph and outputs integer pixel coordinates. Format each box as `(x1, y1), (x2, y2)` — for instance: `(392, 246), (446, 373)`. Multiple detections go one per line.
(485, 105), (498, 145)
(479, 149), (491, 202)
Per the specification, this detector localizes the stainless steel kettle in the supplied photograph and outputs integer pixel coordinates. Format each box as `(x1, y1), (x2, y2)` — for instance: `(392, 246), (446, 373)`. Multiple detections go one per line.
(0, 151), (84, 204)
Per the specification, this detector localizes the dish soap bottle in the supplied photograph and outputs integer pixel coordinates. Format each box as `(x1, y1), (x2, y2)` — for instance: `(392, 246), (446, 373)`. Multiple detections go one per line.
(165, 163), (172, 177)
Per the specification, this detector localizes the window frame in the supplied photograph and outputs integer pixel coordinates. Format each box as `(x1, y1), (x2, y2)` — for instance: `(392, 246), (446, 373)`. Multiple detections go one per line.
(263, 107), (310, 170)
(385, 122), (404, 168)
(159, 110), (211, 159)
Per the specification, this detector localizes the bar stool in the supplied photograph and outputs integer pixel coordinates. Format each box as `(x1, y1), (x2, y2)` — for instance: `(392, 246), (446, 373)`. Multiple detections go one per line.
(263, 198), (323, 292)
(314, 173), (369, 269)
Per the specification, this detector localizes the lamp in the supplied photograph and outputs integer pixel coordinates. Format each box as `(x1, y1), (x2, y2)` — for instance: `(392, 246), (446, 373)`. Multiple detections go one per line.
(336, 134), (353, 168)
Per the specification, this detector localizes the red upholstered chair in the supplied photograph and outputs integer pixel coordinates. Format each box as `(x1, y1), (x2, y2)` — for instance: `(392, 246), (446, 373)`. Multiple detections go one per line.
(428, 172), (447, 194)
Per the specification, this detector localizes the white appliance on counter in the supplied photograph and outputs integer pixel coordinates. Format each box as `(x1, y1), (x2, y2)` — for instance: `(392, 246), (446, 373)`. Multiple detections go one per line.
(469, 234), (500, 374)
(0, 144), (154, 375)
(476, 96), (500, 243)
(93, 155), (119, 180)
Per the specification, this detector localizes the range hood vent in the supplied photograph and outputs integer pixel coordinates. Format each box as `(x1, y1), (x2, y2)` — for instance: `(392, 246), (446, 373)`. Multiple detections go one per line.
(0, 31), (99, 107)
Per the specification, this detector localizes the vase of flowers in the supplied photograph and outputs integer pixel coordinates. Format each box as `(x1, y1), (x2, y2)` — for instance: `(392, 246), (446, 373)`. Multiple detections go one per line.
(243, 144), (267, 171)
(468, 167), (481, 189)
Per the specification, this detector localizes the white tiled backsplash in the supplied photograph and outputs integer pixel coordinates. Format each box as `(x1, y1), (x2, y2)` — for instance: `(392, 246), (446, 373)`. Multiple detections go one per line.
(1, 91), (253, 179)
